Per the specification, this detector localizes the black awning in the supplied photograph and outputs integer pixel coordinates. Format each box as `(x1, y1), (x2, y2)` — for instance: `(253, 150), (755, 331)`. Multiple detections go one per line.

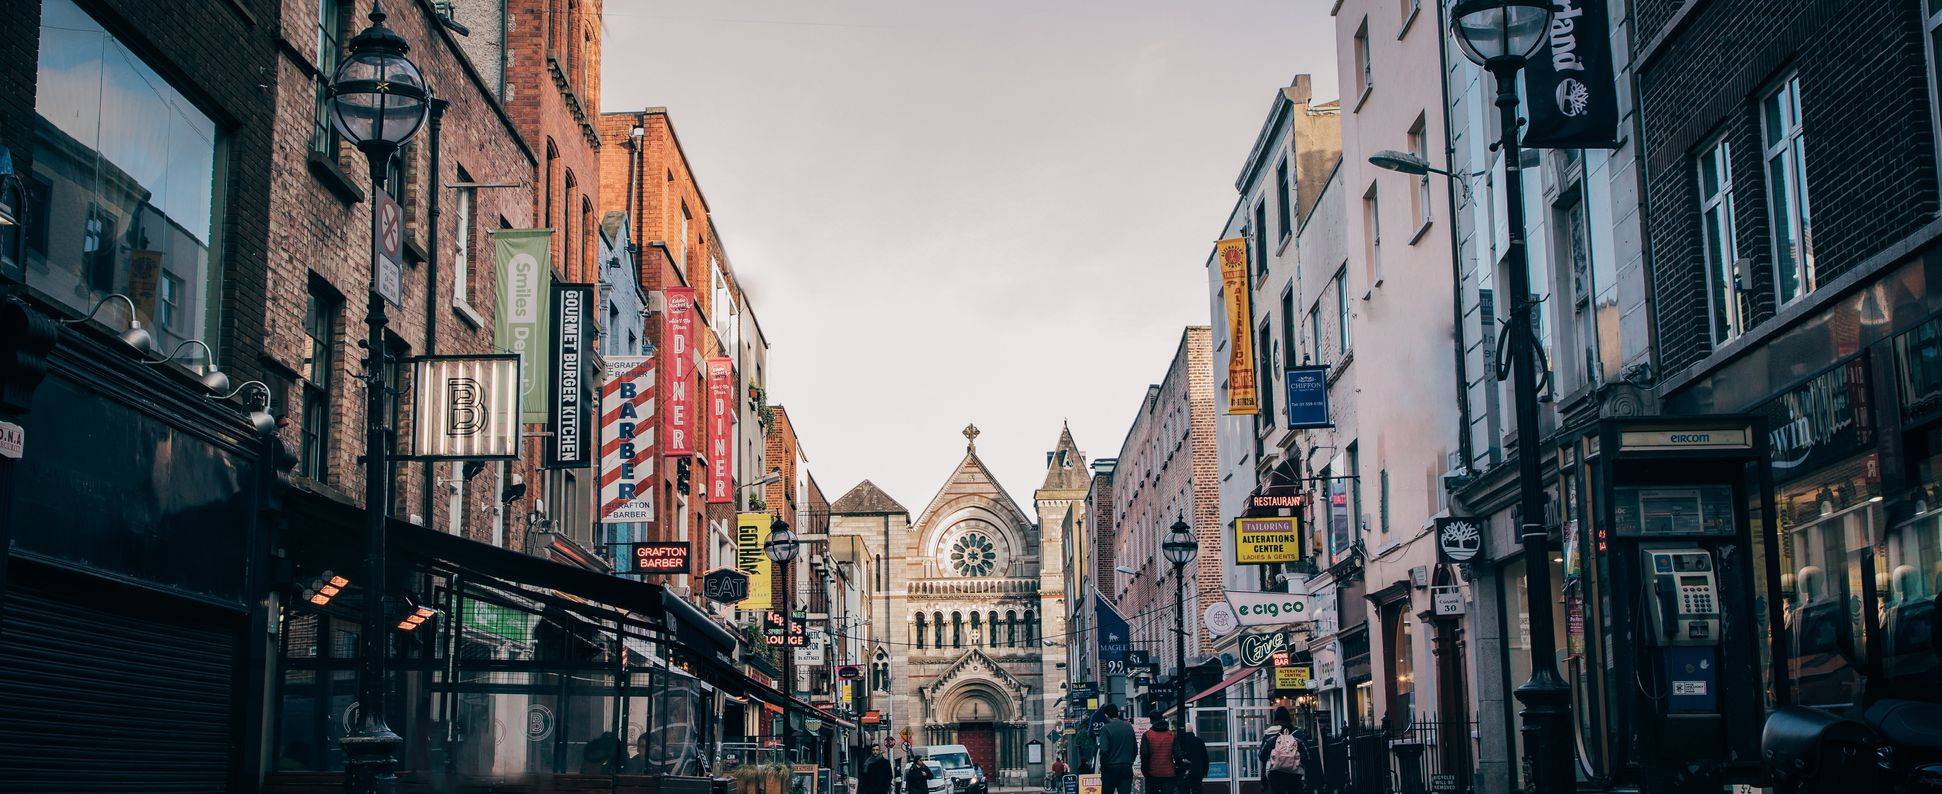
(662, 588), (738, 656)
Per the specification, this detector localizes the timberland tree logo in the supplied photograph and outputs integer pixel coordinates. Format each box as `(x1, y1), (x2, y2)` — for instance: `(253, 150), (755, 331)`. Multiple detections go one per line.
(1557, 79), (1590, 117)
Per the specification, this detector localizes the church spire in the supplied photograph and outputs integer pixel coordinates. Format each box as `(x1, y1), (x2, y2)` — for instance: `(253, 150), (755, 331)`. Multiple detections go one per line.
(1039, 424), (1088, 491)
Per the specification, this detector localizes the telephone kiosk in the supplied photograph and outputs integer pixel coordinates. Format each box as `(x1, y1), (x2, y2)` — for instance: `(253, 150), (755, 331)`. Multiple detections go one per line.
(1557, 417), (1776, 791)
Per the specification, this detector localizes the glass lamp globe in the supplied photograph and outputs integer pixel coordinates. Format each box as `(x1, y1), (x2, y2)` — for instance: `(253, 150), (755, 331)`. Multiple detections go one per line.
(1162, 519), (1199, 567)
(328, 3), (429, 155)
(1450, 0), (1555, 68)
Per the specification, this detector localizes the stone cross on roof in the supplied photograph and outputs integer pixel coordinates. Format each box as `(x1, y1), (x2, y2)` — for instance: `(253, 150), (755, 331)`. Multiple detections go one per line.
(963, 422), (980, 452)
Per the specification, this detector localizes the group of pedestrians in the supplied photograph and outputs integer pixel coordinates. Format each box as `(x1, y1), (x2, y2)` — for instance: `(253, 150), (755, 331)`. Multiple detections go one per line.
(1092, 703), (1311, 794)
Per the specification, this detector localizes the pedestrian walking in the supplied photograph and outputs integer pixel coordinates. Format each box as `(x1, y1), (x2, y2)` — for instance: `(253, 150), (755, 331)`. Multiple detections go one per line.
(1139, 715), (1179, 794)
(863, 745), (894, 794)
(1172, 725), (1209, 794)
(1096, 704), (1138, 794)
(904, 749), (935, 794)
(1258, 707), (1305, 794)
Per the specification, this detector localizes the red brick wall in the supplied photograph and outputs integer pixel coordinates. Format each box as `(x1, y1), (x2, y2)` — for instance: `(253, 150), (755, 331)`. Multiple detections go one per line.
(502, 0), (602, 284)
(263, 0), (536, 545)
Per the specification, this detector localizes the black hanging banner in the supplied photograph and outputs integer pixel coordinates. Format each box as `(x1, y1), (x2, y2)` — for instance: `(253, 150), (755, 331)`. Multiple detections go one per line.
(1521, 0), (1621, 149)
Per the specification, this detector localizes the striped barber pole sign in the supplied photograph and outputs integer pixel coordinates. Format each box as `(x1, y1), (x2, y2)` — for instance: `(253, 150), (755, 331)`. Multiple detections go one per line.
(600, 355), (656, 523)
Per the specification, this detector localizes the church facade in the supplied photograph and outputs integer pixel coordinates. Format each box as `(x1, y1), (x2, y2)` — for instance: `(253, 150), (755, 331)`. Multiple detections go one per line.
(829, 425), (1089, 787)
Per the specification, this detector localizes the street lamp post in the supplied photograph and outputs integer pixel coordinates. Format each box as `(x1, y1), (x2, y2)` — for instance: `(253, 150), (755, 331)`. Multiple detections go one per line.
(766, 519), (802, 764)
(1161, 519), (1199, 727)
(326, 4), (429, 792)
(1443, 2), (1573, 791)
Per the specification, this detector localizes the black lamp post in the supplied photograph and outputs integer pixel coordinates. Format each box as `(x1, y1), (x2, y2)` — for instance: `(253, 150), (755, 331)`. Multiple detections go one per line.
(766, 518), (802, 763)
(1161, 518), (1199, 726)
(327, 4), (428, 792)
(1444, 2), (1573, 791)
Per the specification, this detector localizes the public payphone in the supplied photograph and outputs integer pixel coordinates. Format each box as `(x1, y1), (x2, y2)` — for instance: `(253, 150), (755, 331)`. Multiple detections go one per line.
(1558, 418), (1777, 791)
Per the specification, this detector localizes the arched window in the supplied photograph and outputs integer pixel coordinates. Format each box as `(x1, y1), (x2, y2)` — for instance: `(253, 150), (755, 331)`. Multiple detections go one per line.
(989, 611), (999, 646)
(933, 612), (945, 648)
(1006, 610), (1019, 647)
(1024, 610), (1036, 645)
(953, 612), (964, 648)
(970, 611), (982, 646)
(915, 613), (926, 650)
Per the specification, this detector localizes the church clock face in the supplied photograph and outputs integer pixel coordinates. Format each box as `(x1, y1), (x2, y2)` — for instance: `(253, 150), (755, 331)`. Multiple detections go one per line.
(948, 533), (998, 577)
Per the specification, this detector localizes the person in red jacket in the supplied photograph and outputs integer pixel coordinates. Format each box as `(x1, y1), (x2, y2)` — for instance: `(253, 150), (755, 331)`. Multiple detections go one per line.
(1140, 716), (1179, 794)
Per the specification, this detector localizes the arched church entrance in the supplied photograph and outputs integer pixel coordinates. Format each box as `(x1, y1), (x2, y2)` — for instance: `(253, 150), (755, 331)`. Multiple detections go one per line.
(925, 681), (1022, 780)
(951, 690), (1003, 780)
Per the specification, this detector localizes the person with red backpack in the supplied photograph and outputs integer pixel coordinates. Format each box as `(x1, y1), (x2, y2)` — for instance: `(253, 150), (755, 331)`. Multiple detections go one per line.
(1258, 707), (1305, 794)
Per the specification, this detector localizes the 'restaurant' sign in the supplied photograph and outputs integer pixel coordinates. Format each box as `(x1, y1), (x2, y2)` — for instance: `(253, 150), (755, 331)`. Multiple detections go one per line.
(600, 355), (655, 524)
(1218, 237), (1257, 415)
(1235, 517), (1303, 564)
(547, 283), (592, 468)
(706, 357), (735, 503)
(629, 542), (690, 574)
(661, 287), (697, 456)
(406, 354), (520, 460)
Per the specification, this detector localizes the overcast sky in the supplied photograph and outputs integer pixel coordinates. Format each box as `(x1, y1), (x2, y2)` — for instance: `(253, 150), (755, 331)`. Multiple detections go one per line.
(603, 1), (1339, 514)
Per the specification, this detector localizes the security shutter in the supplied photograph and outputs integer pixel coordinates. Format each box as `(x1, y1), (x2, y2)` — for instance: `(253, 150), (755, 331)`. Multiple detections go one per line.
(0, 572), (240, 791)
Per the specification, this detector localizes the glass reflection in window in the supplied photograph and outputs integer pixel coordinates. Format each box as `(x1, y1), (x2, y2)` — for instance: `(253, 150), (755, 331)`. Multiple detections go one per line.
(32, 0), (221, 355)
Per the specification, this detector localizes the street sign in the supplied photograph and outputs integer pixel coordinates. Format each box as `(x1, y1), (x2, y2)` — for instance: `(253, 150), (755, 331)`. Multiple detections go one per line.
(1069, 682), (1098, 701)
(629, 542), (690, 574)
(1429, 773), (1459, 792)
(1436, 516), (1484, 564)
(701, 567), (750, 604)
(374, 187), (405, 307)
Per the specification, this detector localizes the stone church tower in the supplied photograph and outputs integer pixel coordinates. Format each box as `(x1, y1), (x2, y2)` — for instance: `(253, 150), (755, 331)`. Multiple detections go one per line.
(830, 425), (1086, 787)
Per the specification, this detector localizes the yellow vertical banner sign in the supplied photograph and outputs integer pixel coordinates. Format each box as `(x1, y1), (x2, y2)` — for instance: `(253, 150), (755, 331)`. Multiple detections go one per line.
(737, 512), (773, 610)
(1218, 237), (1257, 415)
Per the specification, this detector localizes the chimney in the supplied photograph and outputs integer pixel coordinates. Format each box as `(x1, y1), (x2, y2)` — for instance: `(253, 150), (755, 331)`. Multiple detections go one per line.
(1288, 74), (1312, 106)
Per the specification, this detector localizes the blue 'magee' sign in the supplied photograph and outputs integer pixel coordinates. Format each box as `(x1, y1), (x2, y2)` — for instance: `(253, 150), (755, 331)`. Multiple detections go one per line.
(1285, 366), (1331, 428)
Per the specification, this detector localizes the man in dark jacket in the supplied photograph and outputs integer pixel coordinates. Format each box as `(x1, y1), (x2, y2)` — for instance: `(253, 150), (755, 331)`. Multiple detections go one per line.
(1172, 726), (1209, 794)
(863, 745), (893, 794)
(1095, 704), (1137, 794)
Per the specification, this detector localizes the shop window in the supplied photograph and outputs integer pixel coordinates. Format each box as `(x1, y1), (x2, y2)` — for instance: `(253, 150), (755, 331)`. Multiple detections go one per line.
(1761, 75), (1815, 305)
(32, 0), (222, 353)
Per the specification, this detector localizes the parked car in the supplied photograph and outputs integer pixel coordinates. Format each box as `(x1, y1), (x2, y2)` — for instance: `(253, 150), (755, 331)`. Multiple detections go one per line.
(911, 745), (988, 794)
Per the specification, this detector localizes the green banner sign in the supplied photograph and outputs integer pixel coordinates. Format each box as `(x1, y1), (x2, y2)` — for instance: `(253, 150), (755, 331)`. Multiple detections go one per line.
(492, 229), (554, 424)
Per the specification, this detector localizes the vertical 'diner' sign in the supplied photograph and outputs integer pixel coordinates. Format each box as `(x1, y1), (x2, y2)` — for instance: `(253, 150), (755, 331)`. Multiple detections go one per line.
(706, 358), (735, 503)
(1218, 237), (1257, 414)
(661, 287), (697, 457)
(1521, 0), (1620, 149)
(492, 229), (554, 424)
(547, 283), (592, 467)
(600, 356), (655, 523)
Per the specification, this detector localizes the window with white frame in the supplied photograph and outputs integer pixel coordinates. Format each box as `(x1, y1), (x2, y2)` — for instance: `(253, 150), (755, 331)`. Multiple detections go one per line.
(1355, 20), (1373, 98)
(1409, 114), (1432, 231)
(1698, 138), (1745, 344)
(453, 173), (475, 309)
(1335, 265), (1352, 354)
(1363, 184), (1382, 284)
(1761, 75), (1814, 305)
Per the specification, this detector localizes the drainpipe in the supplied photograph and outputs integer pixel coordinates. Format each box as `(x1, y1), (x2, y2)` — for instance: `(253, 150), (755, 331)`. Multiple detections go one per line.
(1435, 0), (1476, 475)
(420, 98), (448, 532)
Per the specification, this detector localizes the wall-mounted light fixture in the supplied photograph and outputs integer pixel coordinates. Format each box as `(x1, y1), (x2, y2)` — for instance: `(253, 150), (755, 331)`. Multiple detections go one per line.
(60, 294), (154, 356)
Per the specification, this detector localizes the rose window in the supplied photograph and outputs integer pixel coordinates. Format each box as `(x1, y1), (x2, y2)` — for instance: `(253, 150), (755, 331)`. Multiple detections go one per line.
(948, 533), (998, 577)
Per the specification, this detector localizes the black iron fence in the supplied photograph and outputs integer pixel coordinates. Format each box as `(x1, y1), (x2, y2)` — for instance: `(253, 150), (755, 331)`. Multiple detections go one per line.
(1314, 719), (1476, 794)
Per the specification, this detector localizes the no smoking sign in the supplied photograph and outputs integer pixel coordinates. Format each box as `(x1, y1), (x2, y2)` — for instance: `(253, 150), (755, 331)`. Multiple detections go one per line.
(375, 189), (406, 307)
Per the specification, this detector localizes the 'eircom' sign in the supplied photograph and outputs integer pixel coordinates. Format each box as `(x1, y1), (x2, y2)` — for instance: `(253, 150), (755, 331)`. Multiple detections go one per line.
(600, 355), (655, 524)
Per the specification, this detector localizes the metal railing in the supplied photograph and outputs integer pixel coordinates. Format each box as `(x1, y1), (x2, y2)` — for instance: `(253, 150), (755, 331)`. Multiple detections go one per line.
(1315, 719), (1476, 794)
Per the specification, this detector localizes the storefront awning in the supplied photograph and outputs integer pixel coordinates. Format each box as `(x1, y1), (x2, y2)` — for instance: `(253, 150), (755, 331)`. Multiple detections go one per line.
(1187, 666), (1262, 705)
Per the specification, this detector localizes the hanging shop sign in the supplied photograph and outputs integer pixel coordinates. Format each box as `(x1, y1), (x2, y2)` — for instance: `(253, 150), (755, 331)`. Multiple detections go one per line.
(1224, 590), (1319, 627)
(1284, 365), (1330, 428)
(1217, 237), (1257, 415)
(405, 354), (520, 460)
(737, 512), (774, 610)
(492, 229), (553, 423)
(1249, 493), (1304, 510)
(629, 542), (689, 574)
(1237, 631), (1295, 668)
(1521, 0), (1621, 149)
(1759, 355), (1873, 481)
(701, 567), (751, 604)
(706, 357), (735, 502)
(764, 611), (808, 647)
(1203, 601), (1240, 637)
(1432, 586), (1465, 616)
(1096, 594), (1130, 661)
(1234, 517), (1303, 564)
(661, 287), (698, 456)
(599, 355), (656, 523)
(1272, 664), (1312, 691)
(547, 283), (592, 467)
(1435, 516), (1484, 564)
